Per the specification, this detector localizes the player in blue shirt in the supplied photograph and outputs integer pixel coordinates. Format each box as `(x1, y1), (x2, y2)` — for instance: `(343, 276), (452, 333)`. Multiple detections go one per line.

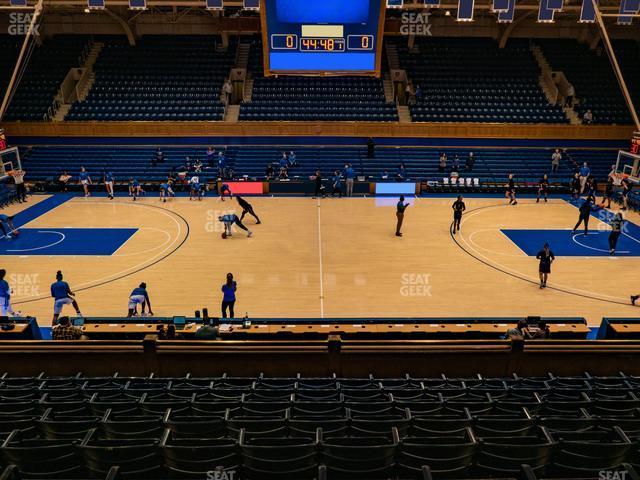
(127, 282), (153, 317)
(0, 214), (19, 239)
(50, 270), (82, 325)
(129, 178), (144, 201)
(189, 176), (201, 201)
(104, 171), (115, 200)
(221, 273), (237, 318)
(344, 163), (356, 197)
(331, 170), (343, 197)
(79, 167), (92, 197)
(220, 183), (232, 202)
(219, 214), (252, 238)
(159, 182), (174, 203)
(0, 269), (18, 317)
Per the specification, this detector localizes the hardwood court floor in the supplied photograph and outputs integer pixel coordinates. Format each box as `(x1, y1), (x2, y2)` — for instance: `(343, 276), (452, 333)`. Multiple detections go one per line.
(5, 194), (640, 325)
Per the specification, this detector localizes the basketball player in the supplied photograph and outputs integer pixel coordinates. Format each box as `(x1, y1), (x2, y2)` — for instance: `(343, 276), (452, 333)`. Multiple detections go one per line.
(79, 167), (92, 197)
(129, 178), (143, 201)
(104, 171), (115, 200)
(536, 174), (549, 203)
(608, 212), (624, 256)
(50, 270), (82, 326)
(506, 174), (517, 205)
(452, 195), (465, 233)
(621, 177), (632, 211)
(220, 183), (232, 202)
(219, 214), (253, 238)
(0, 269), (18, 317)
(570, 172), (581, 203)
(159, 181), (174, 203)
(585, 176), (598, 204)
(395, 195), (409, 237)
(536, 243), (555, 288)
(601, 176), (614, 209)
(237, 196), (261, 224)
(127, 282), (153, 317)
(189, 175), (201, 201)
(10, 169), (26, 203)
(0, 214), (19, 239)
(572, 196), (594, 235)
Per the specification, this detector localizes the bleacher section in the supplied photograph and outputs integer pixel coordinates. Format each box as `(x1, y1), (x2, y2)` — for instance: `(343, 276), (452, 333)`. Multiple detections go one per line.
(3, 35), (90, 122)
(239, 76), (399, 121)
(20, 146), (617, 184)
(0, 36), (21, 106)
(66, 36), (235, 121)
(0, 372), (639, 479)
(397, 38), (567, 124)
(537, 39), (633, 125)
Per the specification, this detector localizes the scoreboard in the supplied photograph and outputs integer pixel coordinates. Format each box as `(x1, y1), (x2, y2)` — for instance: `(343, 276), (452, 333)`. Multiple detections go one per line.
(261, 0), (385, 76)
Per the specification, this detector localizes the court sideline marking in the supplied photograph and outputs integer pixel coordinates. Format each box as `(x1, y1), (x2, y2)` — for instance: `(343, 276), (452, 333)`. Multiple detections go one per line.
(317, 197), (325, 318)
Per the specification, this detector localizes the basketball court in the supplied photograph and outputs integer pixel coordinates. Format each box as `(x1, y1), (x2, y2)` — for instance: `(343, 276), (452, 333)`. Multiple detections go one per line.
(2, 192), (639, 325)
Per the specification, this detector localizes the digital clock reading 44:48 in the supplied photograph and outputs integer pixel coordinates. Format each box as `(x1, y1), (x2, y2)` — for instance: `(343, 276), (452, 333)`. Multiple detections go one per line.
(262, 0), (384, 75)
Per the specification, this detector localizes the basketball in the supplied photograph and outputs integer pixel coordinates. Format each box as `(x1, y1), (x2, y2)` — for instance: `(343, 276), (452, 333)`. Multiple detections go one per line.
(221, 232), (227, 239)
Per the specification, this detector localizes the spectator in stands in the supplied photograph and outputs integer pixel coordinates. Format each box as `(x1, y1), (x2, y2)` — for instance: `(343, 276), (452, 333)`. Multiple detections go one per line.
(279, 166), (288, 180)
(505, 320), (528, 340)
(583, 109), (593, 124)
(221, 273), (237, 319)
(367, 137), (375, 159)
(405, 82), (415, 106)
(530, 321), (551, 339)
(452, 156), (460, 173)
(58, 171), (72, 192)
(206, 147), (216, 167)
(185, 157), (193, 173)
(415, 84), (423, 102)
(397, 164), (407, 182)
(331, 170), (343, 197)
(51, 316), (85, 340)
(222, 79), (233, 105)
(466, 152), (475, 172)
(344, 164), (356, 197)
(11, 169), (26, 203)
(288, 151), (298, 168)
(439, 153), (447, 173)
(565, 84), (574, 107)
(194, 158), (203, 173)
(195, 318), (218, 340)
(265, 163), (275, 180)
(159, 324), (182, 340)
(551, 149), (562, 173)
(155, 148), (165, 164)
(381, 170), (389, 180)
(579, 162), (591, 193)
(217, 151), (226, 177)
(279, 153), (288, 172)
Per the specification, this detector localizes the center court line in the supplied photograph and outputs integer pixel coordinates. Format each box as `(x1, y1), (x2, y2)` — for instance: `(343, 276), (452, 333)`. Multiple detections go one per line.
(317, 198), (325, 318)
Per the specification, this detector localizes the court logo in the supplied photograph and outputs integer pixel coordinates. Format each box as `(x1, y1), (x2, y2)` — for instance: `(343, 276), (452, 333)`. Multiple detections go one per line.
(206, 469), (236, 480)
(8, 13), (39, 36)
(9, 273), (40, 297)
(400, 273), (432, 297)
(400, 12), (432, 36)
(599, 471), (626, 480)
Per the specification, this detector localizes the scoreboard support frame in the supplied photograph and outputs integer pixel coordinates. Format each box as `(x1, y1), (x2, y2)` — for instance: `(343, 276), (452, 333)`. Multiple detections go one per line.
(260, 0), (385, 77)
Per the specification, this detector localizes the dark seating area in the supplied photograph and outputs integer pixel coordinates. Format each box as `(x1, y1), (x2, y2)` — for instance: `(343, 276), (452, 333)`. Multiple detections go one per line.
(3, 35), (90, 122)
(0, 372), (639, 479)
(536, 39), (635, 125)
(396, 38), (567, 124)
(19, 144), (618, 185)
(66, 36), (234, 121)
(240, 76), (399, 122)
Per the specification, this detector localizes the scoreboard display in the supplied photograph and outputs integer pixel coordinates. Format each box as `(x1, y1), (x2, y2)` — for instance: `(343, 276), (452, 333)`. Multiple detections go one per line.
(261, 0), (385, 76)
